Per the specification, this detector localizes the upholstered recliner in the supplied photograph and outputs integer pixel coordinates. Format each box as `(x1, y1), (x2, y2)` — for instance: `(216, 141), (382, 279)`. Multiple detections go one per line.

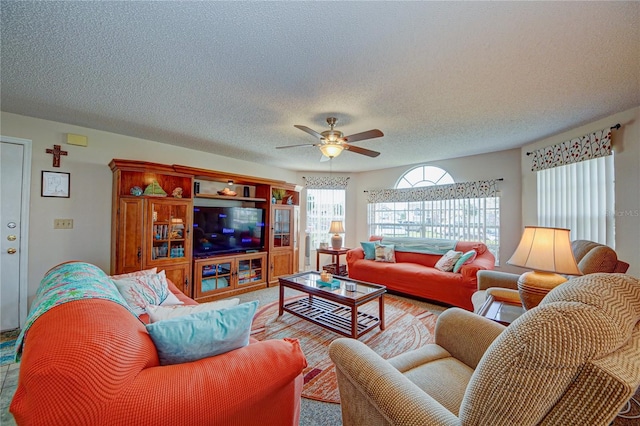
(329, 273), (640, 425)
(471, 239), (630, 312)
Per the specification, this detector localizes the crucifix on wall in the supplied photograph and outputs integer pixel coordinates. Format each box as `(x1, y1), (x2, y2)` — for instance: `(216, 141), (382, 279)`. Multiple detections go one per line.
(46, 144), (68, 167)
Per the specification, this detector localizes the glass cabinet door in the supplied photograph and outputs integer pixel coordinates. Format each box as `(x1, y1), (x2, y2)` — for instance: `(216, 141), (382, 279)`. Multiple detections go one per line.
(237, 255), (265, 286)
(148, 200), (190, 262)
(273, 207), (291, 248)
(199, 260), (232, 295)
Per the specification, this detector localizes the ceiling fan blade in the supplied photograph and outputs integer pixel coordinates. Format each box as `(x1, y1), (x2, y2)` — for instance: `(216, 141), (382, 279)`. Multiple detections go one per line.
(294, 125), (323, 139)
(344, 144), (380, 157)
(342, 129), (384, 143)
(276, 143), (318, 149)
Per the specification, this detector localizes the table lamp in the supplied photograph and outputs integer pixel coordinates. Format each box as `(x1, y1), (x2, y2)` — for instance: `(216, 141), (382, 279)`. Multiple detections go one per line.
(507, 226), (581, 310)
(329, 220), (345, 250)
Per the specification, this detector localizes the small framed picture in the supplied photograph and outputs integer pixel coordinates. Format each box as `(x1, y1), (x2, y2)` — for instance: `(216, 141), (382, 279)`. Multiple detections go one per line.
(41, 171), (70, 198)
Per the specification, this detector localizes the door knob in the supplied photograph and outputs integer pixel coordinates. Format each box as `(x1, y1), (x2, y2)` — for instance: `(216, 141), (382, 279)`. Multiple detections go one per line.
(7, 248), (17, 254)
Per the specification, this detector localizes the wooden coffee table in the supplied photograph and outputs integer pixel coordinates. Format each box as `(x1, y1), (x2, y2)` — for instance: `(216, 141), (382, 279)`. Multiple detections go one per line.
(278, 271), (386, 339)
(477, 293), (525, 325)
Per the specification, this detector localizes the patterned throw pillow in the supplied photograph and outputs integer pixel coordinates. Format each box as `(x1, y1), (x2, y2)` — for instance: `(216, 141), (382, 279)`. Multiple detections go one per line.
(453, 250), (478, 273)
(147, 298), (240, 323)
(374, 244), (396, 263)
(113, 271), (173, 316)
(110, 267), (158, 280)
(434, 250), (463, 272)
(146, 301), (259, 365)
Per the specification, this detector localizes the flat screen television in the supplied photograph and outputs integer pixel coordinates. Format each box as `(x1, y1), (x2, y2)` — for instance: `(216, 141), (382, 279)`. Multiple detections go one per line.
(192, 206), (266, 257)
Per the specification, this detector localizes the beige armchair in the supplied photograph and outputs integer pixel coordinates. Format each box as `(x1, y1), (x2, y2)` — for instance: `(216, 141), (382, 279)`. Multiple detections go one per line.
(329, 273), (640, 426)
(471, 239), (630, 312)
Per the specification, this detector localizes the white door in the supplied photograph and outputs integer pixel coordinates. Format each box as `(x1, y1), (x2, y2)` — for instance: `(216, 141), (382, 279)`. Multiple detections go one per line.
(0, 137), (31, 332)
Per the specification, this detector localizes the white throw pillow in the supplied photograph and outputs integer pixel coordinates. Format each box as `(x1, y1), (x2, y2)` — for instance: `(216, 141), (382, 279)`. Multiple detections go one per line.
(146, 298), (241, 323)
(434, 250), (463, 272)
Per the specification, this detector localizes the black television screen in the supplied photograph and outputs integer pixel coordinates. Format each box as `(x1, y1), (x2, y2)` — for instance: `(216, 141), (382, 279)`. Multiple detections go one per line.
(192, 206), (266, 256)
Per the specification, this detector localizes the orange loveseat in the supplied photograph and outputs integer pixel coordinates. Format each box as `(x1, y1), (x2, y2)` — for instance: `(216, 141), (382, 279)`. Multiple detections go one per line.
(347, 238), (495, 310)
(10, 263), (307, 426)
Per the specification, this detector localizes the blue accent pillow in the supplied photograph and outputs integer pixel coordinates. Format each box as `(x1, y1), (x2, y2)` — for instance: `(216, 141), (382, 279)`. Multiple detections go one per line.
(453, 250), (478, 273)
(360, 241), (378, 260)
(146, 300), (259, 365)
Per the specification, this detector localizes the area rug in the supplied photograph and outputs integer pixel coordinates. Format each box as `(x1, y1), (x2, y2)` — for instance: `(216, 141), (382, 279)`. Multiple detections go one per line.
(0, 329), (20, 366)
(250, 295), (437, 404)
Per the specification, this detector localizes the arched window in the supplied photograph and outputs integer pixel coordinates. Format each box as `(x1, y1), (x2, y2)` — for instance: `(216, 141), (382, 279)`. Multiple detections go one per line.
(367, 165), (500, 262)
(396, 166), (454, 189)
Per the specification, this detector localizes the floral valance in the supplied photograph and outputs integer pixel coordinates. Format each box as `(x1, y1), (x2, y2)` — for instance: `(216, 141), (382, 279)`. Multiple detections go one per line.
(366, 179), (499, 203)
(529, 127), (613, 172)
(304, 176), (350, 190)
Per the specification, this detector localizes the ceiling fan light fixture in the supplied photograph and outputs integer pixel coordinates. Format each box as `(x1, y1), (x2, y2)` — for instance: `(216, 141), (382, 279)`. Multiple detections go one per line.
(319, 143), (344, 158)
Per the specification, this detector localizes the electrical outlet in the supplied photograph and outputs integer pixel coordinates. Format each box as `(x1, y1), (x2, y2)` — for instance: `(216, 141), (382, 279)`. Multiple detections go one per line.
(54, 219), (73, 229)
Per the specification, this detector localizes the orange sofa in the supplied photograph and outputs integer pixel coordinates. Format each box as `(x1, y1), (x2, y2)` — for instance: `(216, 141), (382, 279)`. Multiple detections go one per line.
(10, 263), (307, 426)
(346, 238), (495, 310)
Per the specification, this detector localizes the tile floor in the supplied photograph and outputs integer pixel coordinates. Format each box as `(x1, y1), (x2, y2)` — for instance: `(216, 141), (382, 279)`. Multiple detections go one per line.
(1, 363), (18, 425)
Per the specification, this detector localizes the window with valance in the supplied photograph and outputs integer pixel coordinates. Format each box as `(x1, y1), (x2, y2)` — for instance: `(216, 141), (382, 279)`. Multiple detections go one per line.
(533, 126), (616, 246)
(366, 166), (501, 262)
(304, 176), (348, 250)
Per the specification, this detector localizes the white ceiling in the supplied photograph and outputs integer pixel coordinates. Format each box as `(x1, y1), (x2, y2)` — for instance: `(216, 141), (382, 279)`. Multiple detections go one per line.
(1, 1), (638, 172)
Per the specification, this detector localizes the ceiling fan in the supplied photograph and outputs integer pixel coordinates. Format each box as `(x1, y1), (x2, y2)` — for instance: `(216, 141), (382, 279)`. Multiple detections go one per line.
(277, 117), (383, 159)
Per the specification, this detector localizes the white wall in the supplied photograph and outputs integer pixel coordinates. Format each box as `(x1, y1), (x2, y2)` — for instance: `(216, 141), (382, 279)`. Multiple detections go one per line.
(520, 106), (640, 277)
(0, 112), (299, 305)
(343, 148), (523, 272)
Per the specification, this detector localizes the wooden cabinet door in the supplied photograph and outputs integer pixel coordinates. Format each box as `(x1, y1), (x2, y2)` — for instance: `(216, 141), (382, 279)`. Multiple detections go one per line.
(162, 263), (191, 297)
(271, 205), (293, 249)
(236, 252), (268, 288)
(145, 199), (192, 267)
(270, 250), (293, 284)
(116, 198), (144, 274)
(193, 256), (235, 301)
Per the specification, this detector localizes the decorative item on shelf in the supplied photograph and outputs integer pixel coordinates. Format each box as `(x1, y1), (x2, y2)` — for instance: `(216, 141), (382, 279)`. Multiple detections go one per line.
(329, 220), (345, 250)
(319, 242), (329, 250)
(171, 187), (183, 198)
(272, 188), (286, 204)
(170, 218), (184, 238)
(243, 186), (250, 197)
(217, 187), (237, 196)
(194, 181), (200, 195)
(130, 186), (143, 196)
(507, 226), (581, 310)
(143, 180), (167, 197)
(286, 195), (293, 205)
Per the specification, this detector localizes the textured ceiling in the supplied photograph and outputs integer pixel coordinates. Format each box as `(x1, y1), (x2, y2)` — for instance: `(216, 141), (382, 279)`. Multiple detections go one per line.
(1, 1), (639, 172)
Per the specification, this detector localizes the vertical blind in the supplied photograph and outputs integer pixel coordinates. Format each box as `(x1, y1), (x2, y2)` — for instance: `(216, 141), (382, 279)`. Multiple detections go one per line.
(537, 150), (615, 246)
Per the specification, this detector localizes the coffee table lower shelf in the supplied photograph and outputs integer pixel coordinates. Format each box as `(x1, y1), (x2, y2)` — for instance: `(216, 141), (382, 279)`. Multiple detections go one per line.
(283, 297), (380, 339)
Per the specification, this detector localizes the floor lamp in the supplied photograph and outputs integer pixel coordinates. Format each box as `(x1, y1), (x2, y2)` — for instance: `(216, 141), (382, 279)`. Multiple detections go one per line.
(507, 226), (581, 310)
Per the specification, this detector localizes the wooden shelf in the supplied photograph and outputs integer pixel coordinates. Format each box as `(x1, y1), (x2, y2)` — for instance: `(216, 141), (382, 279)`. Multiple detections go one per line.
(194, 194), (267, 202)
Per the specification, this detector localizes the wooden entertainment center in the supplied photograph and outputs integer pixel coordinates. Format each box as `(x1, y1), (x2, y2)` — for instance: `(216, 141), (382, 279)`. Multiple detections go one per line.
(110, 159), (300, 302)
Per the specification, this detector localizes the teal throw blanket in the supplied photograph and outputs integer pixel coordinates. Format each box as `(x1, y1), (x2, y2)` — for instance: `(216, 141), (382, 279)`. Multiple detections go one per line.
(380, 237), (458, 255)
(14, 261), (139, 361)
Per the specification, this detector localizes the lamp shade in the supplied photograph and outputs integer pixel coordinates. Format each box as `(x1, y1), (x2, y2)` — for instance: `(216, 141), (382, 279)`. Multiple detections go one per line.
(329, 220), (345, 234)
(319, 144), (344, 158)
(507, 226), (581, 275)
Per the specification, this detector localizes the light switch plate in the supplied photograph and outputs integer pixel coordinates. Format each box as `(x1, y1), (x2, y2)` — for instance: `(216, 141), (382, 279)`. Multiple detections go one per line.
(54, 219), (73, 229)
